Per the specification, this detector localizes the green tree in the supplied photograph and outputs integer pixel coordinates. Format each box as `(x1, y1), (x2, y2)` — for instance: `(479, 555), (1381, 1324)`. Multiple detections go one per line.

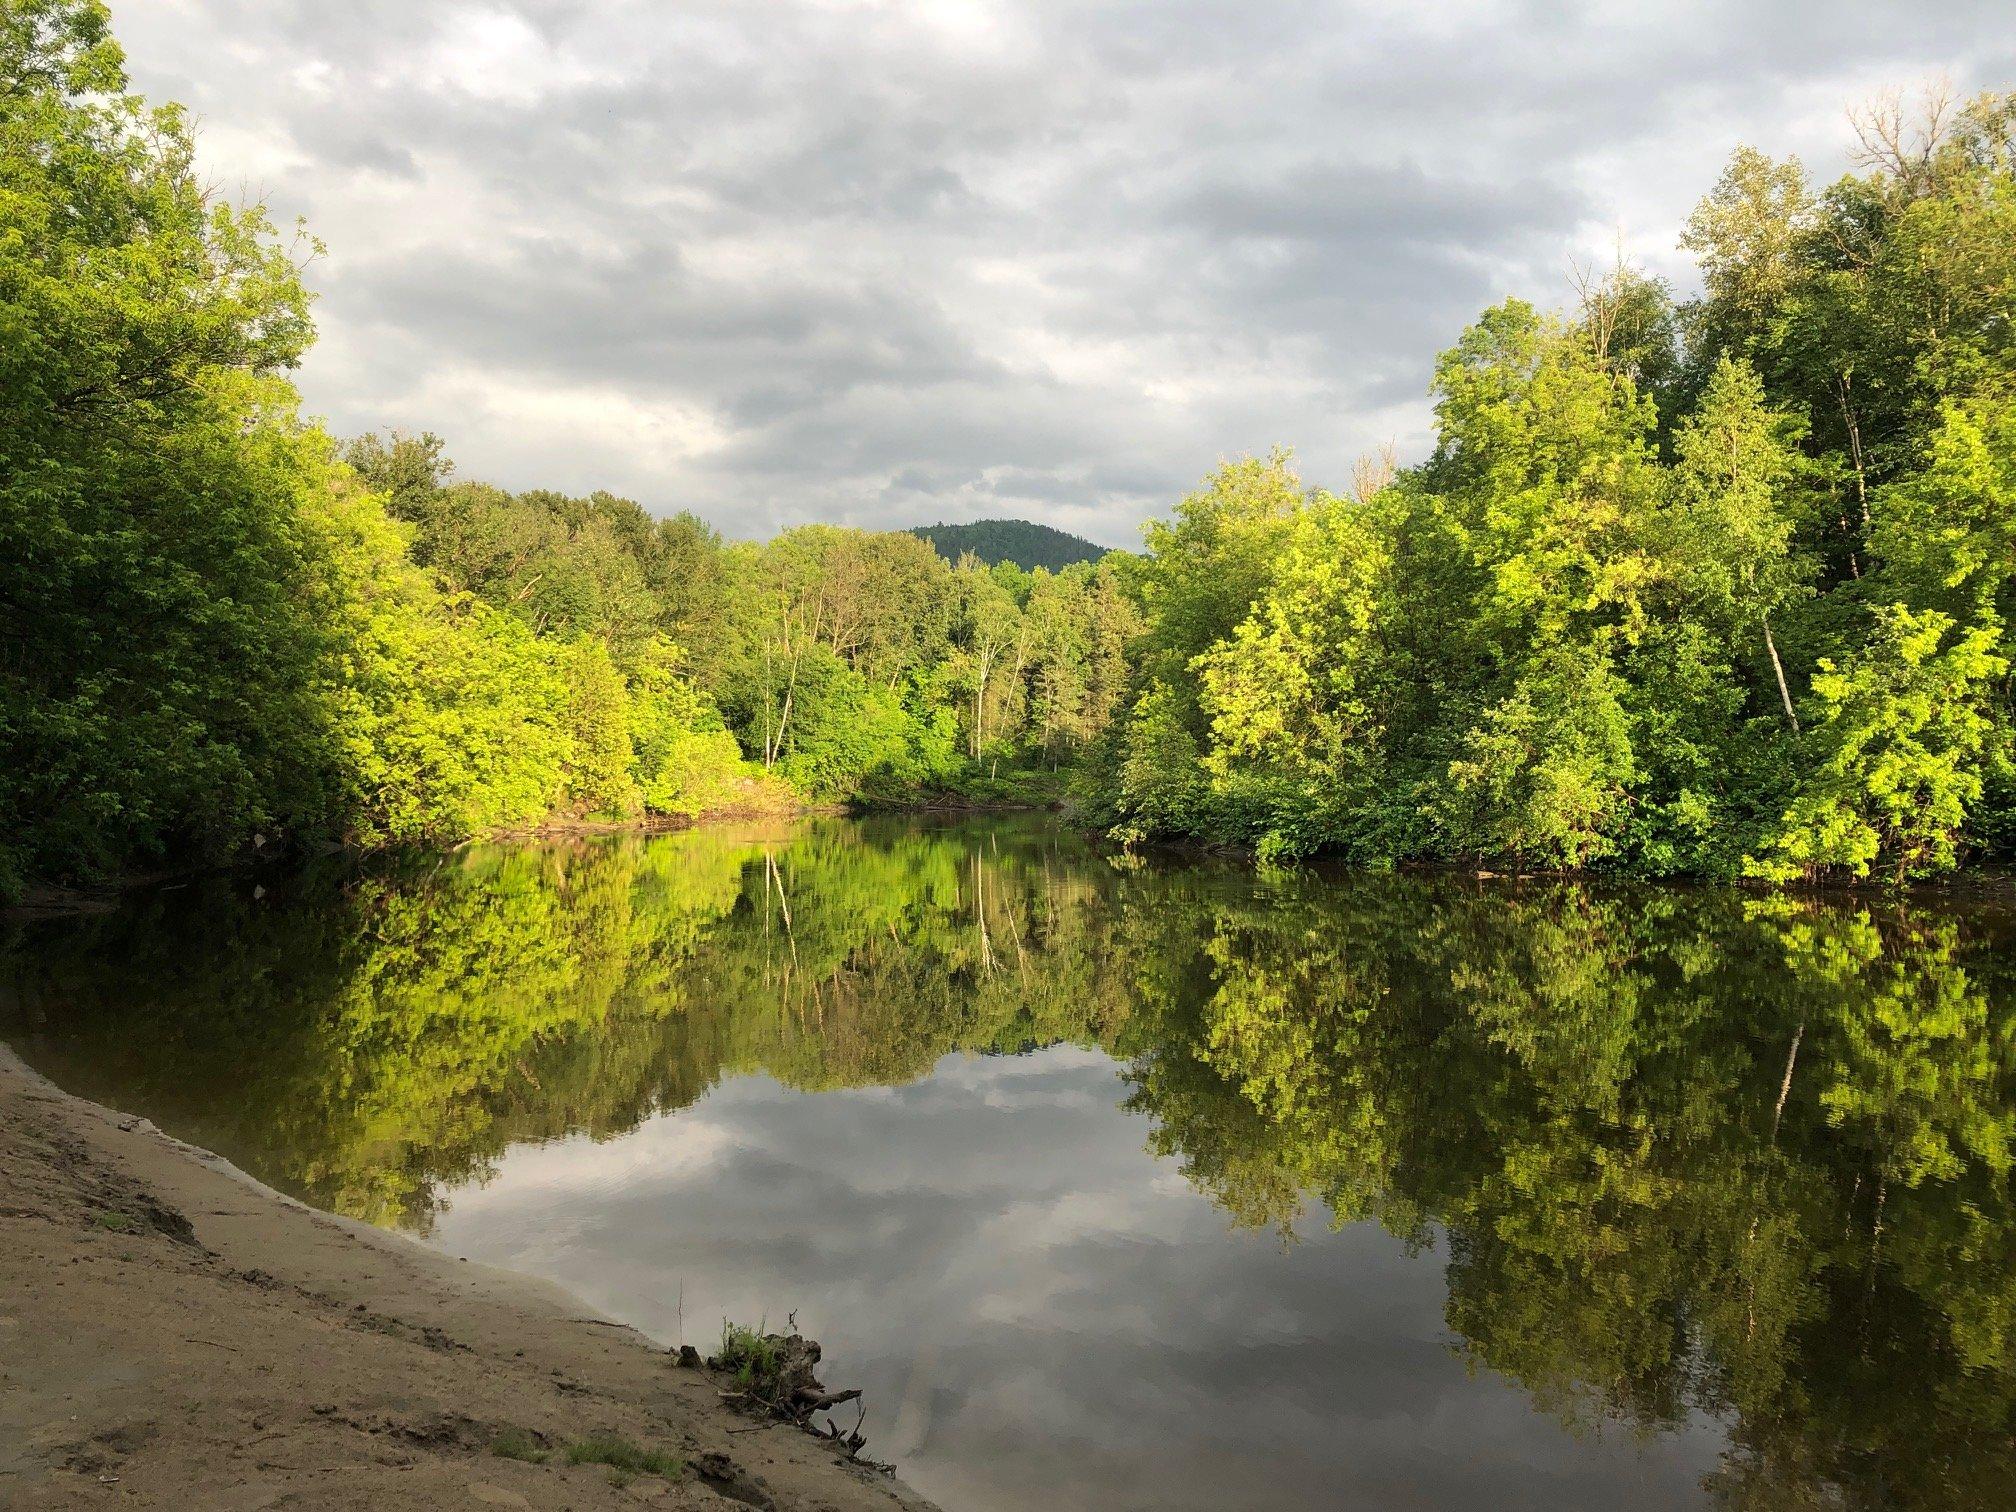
(340, 430), (452, 521)
(1193, 493), (1397, 858)
(1663, 356), (1813, 727)
(1748, 607), (2006, 880)
(0, 0), (330, 886)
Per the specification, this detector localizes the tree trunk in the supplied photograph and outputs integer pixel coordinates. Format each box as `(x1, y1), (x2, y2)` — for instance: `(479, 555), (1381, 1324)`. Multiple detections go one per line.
(1772, 1020), (1803, 1140)
(971, 645), (995, 760)
(1763, 613), (1800, 733)
(1837, 376), (1869, 578)
(768, 685), (793, 766)
(1838, 379), (1870, 529)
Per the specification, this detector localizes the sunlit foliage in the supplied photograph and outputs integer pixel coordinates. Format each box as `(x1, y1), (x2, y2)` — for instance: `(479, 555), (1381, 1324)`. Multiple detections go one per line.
(1099, 89), (2016, 878)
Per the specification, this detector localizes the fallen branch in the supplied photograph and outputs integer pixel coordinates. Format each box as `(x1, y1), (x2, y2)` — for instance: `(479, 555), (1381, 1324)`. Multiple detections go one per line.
(793, 1387), (861, 1413)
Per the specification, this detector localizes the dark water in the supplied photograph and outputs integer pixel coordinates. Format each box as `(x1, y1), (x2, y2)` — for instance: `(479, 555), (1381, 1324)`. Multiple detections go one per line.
(6, 816), (2016, 1510)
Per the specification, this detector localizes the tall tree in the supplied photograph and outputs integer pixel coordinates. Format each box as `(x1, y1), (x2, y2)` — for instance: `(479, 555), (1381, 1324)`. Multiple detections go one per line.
(0, 0), (330, 885)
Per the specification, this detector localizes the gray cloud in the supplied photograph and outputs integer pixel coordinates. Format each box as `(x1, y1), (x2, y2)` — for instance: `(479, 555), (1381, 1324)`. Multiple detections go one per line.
(116, 0), (2015, 546)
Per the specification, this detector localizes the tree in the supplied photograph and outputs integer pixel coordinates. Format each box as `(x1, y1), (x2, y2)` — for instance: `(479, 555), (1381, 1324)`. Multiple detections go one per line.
(0, 0), (331, 886)
(1747, 607), (2006, 881)
(1680, 146), (1815, 353)
(1663, 356), (1813, 728)
(626, 638), (776, 817)
(1193, 493), (1397, 858)
(1442, 644), (1639, 868)
(946, 561), (1024, 760)
(1417, 302), (1663, 867)
(560, 637), (639, 817)
(1873, 395), (2016, 628)
(1134, 452), (1309, 692)
(340, 430), (452, 521)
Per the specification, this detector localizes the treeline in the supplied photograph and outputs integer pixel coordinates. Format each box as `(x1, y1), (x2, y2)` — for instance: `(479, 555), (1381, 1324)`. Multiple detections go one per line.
(1094, 93), (2016, 879)
(5, 0), (2014, 889)
(339, 432), (1141, 804)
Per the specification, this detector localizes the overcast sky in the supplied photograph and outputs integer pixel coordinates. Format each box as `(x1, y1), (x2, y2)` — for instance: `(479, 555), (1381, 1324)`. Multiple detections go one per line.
(120, 2), (2013, 547)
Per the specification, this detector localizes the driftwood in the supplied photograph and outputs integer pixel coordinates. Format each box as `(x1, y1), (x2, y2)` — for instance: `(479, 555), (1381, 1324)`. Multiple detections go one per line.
(693, 1329), (892, 1472)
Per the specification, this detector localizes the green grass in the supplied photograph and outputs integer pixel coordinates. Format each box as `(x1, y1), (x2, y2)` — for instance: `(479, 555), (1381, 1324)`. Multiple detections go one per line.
(562, 1436), (684, 1478)
(491, 1429), (683, 1479)
(91, 1210), (135, 1232)
(715, 1321), (785, 1394)
(490, 1429), (549, 1464)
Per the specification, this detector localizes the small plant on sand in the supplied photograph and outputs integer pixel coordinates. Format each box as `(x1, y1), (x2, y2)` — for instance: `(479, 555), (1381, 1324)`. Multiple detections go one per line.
(91, 1210), (135, 1232)
(490, 1429), (549, 1464)
(563, 1436), (684, 1478)
(707, 1317), (869, 1454)
(491, 1429), (681, 1479)
(714, 1320), (786, 1395)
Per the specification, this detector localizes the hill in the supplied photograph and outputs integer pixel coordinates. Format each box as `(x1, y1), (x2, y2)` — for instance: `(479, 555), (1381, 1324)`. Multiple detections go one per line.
(910, 518), (1109, 571)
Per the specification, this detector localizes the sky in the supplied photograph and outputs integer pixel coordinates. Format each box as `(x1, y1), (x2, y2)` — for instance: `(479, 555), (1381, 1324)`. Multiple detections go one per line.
(119, 1), (2015, 548)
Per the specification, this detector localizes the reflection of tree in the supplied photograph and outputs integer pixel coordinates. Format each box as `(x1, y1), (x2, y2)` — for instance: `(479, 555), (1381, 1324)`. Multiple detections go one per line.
(0, 818), (1139, 1227)
(1129, 876), (2016, 1509)
(5, 830), (2016, 1505)
(1, 838), (748, 1223)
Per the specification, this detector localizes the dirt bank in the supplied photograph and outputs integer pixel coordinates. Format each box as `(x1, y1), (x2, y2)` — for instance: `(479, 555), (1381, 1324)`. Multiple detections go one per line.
(0, 1046), (940, 1511)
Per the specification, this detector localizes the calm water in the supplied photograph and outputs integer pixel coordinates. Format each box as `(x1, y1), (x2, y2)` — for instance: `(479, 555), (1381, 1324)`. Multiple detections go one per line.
(5, 816), (2016, 1510)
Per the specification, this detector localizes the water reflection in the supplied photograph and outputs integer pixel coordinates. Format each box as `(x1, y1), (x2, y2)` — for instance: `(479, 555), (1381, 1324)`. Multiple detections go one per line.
(4, 816), (2014, 1509)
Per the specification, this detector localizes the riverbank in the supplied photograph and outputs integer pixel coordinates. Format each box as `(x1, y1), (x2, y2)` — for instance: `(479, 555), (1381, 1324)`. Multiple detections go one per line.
(0, 1046), (940, 1511)
(1, 805), (797, 922)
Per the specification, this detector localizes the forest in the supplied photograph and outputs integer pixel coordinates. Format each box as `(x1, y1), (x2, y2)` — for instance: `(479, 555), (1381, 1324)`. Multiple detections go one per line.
(4, 0), (2014, 893)
(909, 519), (1107, 571)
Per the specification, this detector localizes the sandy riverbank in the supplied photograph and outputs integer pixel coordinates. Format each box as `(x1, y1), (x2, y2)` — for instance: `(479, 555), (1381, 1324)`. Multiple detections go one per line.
(0, 1046), (940, 1511)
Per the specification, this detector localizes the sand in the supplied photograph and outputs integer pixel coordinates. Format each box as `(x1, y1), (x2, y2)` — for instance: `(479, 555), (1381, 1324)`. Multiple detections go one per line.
(0, 1046), (941, 1511)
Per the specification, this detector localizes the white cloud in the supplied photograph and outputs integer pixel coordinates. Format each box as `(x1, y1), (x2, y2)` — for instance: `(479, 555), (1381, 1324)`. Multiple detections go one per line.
(111, 0), (2016, 545)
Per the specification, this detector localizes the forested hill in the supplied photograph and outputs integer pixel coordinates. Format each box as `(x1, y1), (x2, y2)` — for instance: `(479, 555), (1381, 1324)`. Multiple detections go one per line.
(910, 519), (1108, 570)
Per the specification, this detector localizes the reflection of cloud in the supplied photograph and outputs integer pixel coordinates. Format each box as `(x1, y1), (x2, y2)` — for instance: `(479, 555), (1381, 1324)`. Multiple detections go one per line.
(438, 1114), (741, 1204)
(116, 2), (2016, 542)
(429, 1046), (1724, 1510)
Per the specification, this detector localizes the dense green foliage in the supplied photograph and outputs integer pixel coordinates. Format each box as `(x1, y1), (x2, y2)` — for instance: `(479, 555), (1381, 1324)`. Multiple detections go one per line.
(337, 439), (1144, 807)
(5, 0), (2013, 886)
(0, 0), (325, 888)
(910, 518), (1107, 571)
(1094, 95), (2016, 879)
(8, 816), (2016, 1503)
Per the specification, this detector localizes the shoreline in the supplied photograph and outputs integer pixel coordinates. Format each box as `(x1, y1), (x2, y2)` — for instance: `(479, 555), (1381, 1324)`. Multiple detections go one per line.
(0, 1044), (940, 1511)
(3, 799), (1056, 922)
(14, 818), (2016, 927)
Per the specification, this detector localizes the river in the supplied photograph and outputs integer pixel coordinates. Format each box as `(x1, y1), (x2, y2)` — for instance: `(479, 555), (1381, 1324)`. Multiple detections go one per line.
(4, 814), (2013, 1509)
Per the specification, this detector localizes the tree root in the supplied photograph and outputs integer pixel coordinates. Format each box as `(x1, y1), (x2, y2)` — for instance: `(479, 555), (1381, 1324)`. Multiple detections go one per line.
(696, 1327), (895, 1473)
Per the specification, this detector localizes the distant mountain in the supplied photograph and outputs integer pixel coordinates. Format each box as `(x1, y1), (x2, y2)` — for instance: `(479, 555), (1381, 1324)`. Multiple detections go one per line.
(910, 518), (1109, 572)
